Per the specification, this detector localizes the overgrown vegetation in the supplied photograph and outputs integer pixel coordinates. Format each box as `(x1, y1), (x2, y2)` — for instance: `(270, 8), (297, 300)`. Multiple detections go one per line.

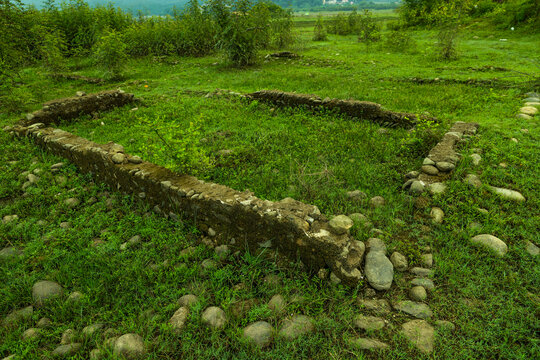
(0, 3), (539, 359)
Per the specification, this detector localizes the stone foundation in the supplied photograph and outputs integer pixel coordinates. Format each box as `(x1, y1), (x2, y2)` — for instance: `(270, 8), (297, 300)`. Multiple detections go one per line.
(8, 123), (365, 286)
(247, 90), (436, 128)
(20, 90), (136, 127)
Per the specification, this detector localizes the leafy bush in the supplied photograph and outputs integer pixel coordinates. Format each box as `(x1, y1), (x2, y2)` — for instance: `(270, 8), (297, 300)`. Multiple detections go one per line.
(219, 0), (261, 66)
(384, 30), (416, 53)
(93, 29), (128, 80)
(269, 7), (295, 49)
(437, 25), (459, 60)
(357, 10), (381, 49)
(39, 30), (67, 72)
(138, 112), (212, 175)
(313, 14), (327, 41)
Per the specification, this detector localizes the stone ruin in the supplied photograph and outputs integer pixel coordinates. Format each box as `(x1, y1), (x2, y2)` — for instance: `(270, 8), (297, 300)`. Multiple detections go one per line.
(7, 90), (370, 286)
(19, 90), (135, 127)
(246, 90), (437, 128)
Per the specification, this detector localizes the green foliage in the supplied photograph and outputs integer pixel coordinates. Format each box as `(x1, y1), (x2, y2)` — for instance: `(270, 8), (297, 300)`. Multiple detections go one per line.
(269, 7), (295, 49)
(39, 30), (67, 72)
(327, 13), (354, 35)
(437, 24), (459, 60)
(219, 0), (261, 66)
(312, 14), (327, 41)
(93, 29), (128, 79)
(357, 10), (380, 48)
(138, 111), (212, 175)
(400, 116), (441, 157)
(384, 30), (416, 53)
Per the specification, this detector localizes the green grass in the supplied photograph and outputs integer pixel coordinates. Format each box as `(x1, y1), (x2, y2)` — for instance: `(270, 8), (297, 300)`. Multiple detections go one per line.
(1, 14), (539, 360)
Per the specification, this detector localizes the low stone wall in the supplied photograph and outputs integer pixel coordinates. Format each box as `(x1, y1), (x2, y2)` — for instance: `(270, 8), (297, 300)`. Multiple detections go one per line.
(8, 124), (366, 286)
(403, 121), (479, 194)
(20, 90), (136, 127)
(247, 90), (435, 128)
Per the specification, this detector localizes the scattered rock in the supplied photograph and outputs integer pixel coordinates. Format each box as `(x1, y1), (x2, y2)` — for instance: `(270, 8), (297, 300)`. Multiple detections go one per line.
(435, 320), (456, 332)
(470, 234), (508, 257)
(2, 215), (19, 224)
(3, 306), (33, 327)
(32, 280), (63, 305)
(426, 182), (447, 196)
(390, 252), (408, 272)
(268, 295), (286, 315)
(61, 329), (77, 344)
(430, 207), (444, 224)
(329, 272), (341, 285)
(127, 235), (141, 247)
(349, 337), (389, 350)
(471, 153), (482, 166)
(421, 165), (439, 176)
(436, 161), (455, 172)
(354, 315), (385, 331)
(516, 113), (532, 120)
(201, 307), (227, 330)
(401, 320), (434, 354)
(410, 267), (433, 278)
(526, 241), (539, 256)
(404, 171), (420, 179)
(64, 198), (81, 209)
(370, 196), (385, 208)
(263, 274), (281, 287)
(129, 156), (143, 164)
(365, 250), (393, 291)
(201, 259), (216, 269)
(51, 343), (82, 358)
(82, 323), (105, 337)
(411, 278), (435, 291)
(520, 106), (538, 116)
(421, 254), (433, 268)
(113, 334), (146, 360)
(59, 222), (71, 229)
(169, 307), (189, 333)
(215, 245), (230, 260)
(366, 238), (387, 254)
(346, 190), (367, 201)
(465, 174), (482, 188)
(487, 186), (525, 202)
(423, 158), (435, 166)
(111, 153), (126, 164)
(66, 291), (83, 305)
(36, 317), (52, 328)
(242, 321), (273, 348)
(177, 294), (199, 308)
(394, 301), (433, 319)
(409, 286), (427, 302)
(357, 299), (391, 314)
(22, 328), (40, 341)
(89, 349), (102, 360)
(328, 215), (353, 235)
(409, 180), (425, 195)
(279, 315), (315, 340)
(27, 173), (39, 184)
(0, 246), (23, 262)
(51, 162), (65, 170)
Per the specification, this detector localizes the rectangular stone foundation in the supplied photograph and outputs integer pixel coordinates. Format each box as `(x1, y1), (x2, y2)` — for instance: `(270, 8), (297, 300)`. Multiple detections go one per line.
(7, 124), (364, 286)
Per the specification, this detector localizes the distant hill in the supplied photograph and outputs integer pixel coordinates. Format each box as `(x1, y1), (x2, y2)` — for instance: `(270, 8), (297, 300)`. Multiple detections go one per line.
(20, 0), (400, 15)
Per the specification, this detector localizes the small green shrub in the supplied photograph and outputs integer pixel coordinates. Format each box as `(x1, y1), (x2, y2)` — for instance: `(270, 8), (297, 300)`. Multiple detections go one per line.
(384, 30), (416, 53)
(357, 10), (381, 49)
(139, 112), (212, 176)
(93, 29), (127, 80)
(437, 25), (459, 60)
(401, 116), (441, 157)
(313, 14), (327, 41)
(39, 30), (67, 73)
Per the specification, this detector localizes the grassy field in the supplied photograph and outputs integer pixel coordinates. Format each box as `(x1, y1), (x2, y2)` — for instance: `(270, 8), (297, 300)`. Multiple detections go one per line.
(1, 10), (539, 359)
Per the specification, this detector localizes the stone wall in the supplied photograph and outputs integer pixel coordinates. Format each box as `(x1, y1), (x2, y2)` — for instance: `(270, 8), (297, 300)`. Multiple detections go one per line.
(403, 121), (479, 194)
(8, 123), (365, 286)
(20, 90), (135, 127)
(247, 90), (436, 128)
